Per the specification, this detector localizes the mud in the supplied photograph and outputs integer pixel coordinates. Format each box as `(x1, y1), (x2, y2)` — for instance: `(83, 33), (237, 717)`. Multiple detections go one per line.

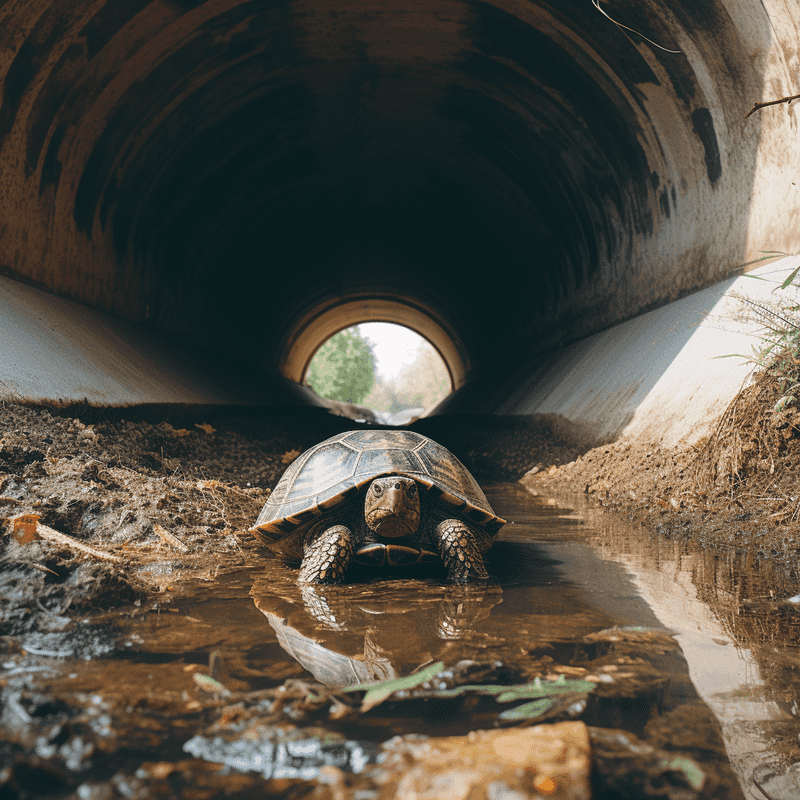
(527, 368), (800, 579)
(0, 390), (797, 799)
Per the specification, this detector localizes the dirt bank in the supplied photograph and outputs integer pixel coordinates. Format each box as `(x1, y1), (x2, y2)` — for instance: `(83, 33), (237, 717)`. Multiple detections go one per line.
(525, 367), (800, 582)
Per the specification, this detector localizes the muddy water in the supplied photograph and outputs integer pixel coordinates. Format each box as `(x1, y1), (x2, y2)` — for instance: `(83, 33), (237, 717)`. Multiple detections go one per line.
(561, 491), (800, 800)
(5, 483), (799, 798)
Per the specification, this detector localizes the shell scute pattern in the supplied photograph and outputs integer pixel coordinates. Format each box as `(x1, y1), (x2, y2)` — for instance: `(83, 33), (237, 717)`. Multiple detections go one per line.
(358, 447), (421, 477)
(285, 441), (361, 501)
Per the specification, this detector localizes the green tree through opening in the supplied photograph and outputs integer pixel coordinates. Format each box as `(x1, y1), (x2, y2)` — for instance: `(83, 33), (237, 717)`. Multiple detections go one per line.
(305, 327), (376, 404)
(304, 323), (452, 413)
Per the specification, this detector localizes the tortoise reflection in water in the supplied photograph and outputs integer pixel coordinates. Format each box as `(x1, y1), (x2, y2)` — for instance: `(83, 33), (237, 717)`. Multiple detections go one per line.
(250, 430), (506, 584)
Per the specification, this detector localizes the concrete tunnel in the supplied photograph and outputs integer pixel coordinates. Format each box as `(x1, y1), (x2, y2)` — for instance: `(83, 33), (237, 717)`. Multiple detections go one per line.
(2, 0), (800, 446)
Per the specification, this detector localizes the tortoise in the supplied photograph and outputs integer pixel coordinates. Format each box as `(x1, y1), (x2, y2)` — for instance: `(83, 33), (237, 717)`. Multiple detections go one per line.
(250, 430), (506, 584)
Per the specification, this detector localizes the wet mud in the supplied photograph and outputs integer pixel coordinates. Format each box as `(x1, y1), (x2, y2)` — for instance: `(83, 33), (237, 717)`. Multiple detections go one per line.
(1, 403), (798, 798)
(531, 368), (800, 577)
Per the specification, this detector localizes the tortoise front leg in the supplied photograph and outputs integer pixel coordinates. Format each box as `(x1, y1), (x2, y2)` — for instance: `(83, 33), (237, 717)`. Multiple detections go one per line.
(298, 525), (356, 584)
(434, 519), (489, 583)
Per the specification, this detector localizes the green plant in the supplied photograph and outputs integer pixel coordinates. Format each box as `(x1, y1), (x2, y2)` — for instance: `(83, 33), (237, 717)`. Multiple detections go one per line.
(719, 258), (800, 411)
(305, 327), (377, 404)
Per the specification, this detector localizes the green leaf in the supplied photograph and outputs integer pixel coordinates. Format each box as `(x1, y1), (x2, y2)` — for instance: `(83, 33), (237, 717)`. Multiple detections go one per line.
(192, 673), (231, 697)
(738, 250), (790, 271)
(414, 684), (513, 699)
(496, 677), (597, 703)
(498, 698), (556, 720)
(345, 661), (446, 711)
(659, 756), (705, 791)
(781, 263), (800, 290)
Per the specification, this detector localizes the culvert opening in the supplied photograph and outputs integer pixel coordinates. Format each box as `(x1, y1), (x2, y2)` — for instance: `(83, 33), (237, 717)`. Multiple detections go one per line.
(303, 323), (452, 424)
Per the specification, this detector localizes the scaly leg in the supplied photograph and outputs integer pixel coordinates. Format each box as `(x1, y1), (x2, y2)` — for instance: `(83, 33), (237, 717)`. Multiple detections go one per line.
(298, 525), (356, 584)
(434, 519), (489, 583)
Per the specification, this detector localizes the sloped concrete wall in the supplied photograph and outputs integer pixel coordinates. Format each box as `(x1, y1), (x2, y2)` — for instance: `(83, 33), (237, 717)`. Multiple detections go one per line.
(437, 257), (800, 447)
(0, 275), (317, 409)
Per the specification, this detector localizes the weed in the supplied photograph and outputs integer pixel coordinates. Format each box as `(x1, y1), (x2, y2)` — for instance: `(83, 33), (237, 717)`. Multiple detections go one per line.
(692, 258), (800, 496)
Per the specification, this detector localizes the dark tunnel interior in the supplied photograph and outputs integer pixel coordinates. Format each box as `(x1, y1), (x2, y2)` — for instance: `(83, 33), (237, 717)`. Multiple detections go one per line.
(1, 0), (798, 396)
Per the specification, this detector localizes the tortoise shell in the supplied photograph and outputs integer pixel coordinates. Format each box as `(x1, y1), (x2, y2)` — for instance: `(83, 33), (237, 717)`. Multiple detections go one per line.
(251, 430), (505, 558)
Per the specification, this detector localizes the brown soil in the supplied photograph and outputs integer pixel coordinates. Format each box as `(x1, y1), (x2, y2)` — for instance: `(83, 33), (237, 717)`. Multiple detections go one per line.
(525, 366), (800, 582)
(0, 405), (365, 641)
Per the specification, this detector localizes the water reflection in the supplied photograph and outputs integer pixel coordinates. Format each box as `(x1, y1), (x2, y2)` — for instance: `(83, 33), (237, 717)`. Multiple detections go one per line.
(251, 574), (503, 686)
(249, 485), (668, 691)
(523, 486), (800, 799)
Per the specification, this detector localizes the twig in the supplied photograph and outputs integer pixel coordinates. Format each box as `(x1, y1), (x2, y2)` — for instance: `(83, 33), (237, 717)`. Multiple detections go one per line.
(37, 523), (124, 563)
(9, 514), (124, 563)
(26, 563), (61, 577)
(746, 92), (800, 119)
(153, 523), (191, 552)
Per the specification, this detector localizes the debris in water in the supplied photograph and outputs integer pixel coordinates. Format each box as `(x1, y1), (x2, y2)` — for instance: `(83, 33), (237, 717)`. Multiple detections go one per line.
(346, 661), (445, 712)
(7, 514), (123, 563)
(182, 723), (377, 779)
(193, 673), (232, 698)
(590, 726), (707, 799)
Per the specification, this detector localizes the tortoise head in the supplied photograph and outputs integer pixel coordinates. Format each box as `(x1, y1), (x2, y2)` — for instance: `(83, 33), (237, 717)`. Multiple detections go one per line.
(364, 476), (421, 539)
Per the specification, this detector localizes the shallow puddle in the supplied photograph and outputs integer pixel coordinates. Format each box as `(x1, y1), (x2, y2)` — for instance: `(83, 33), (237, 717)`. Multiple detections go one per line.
(4, 483), (799, 798)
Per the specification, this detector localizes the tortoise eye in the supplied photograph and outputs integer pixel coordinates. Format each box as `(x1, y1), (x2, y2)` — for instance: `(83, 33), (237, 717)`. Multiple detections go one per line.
(407, 483), (417, 498)
(372, 483), (383, 496)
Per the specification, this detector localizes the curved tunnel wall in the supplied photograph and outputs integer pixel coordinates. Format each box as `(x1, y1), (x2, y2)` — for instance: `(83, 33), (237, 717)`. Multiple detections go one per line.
(1, 0), (799, 399)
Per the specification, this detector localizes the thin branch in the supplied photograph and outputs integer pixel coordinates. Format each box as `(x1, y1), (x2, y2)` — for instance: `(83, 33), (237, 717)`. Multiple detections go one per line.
(9, 514), (124, 563)
(746, 92), (800, 119)
(591, 0), (681, 54)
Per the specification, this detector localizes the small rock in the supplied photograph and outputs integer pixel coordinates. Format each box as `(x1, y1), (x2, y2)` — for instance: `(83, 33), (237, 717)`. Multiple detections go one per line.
(377, 722), (591, 800)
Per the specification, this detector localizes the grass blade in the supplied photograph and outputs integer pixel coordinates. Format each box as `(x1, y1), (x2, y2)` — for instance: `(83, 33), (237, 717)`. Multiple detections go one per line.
(346, 661), (445, 712)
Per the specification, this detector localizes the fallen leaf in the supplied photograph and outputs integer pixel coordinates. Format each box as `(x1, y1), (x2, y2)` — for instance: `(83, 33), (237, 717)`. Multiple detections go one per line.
(281, 449), (301, 464)
(193, 673), (231, 697)
(164, 424), (191, 437)
(10, 513), (42, 544)
(153, 523), (190, 552)
(343, 661), (445, 712)
(495, 676), (597, 702)
(497, 698), (558, 721)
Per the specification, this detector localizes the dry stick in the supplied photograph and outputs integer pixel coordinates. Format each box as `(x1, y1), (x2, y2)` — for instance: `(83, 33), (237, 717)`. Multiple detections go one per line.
(153, 523), (191, 553)
(38, 524), (124, 563)
(746, 92), (800, 119)
(27, 519), (125, 564)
